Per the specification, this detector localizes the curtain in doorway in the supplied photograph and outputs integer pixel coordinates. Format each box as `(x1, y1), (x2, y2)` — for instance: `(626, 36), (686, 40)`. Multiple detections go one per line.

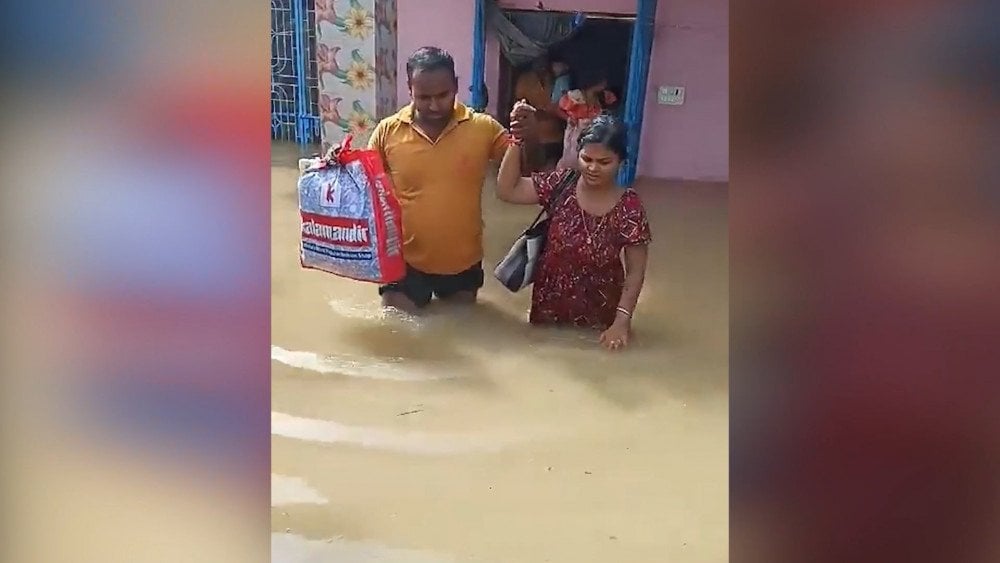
(485, 0), (585, 66)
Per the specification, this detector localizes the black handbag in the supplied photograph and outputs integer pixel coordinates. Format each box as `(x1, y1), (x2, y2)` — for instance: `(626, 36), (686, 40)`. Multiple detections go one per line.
(493, 170), (579, 292)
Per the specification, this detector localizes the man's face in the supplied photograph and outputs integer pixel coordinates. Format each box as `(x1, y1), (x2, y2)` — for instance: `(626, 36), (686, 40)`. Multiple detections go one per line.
(408, 68), (457, 125)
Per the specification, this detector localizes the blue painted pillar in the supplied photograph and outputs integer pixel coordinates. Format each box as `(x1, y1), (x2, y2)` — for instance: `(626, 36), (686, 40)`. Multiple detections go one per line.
(470, 0), (488, 111)
(619, 0), (658, 185)
(292, 0), (310, 144)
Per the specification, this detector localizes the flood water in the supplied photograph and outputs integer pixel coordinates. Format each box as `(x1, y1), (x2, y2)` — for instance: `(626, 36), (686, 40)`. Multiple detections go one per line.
(271, 142), (729, 562)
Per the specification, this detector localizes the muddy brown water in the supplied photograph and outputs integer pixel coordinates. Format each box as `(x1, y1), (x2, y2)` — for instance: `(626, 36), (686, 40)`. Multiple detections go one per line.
(271, 143), (728, 562)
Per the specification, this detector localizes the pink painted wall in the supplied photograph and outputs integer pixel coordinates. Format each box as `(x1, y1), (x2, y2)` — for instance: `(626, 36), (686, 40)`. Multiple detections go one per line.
(395, 0), (728, 181)
(644, 0), (728, 181)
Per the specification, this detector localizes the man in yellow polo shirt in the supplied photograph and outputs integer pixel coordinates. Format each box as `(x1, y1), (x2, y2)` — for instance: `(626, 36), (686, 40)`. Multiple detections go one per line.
(368, 47), (527, 312)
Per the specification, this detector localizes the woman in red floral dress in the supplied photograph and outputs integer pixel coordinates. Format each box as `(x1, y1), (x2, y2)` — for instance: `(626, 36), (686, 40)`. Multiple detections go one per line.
(497, 111), (651, 350)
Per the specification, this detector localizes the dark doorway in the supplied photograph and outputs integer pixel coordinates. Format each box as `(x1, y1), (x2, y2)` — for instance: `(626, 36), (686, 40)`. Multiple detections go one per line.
(496, 13), (635, 128)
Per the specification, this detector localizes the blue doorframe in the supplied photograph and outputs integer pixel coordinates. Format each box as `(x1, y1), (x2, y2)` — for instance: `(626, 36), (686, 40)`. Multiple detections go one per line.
(470, 0), (657, 184)
(620, 0), (657, 185)
(470, 0), (488, 111)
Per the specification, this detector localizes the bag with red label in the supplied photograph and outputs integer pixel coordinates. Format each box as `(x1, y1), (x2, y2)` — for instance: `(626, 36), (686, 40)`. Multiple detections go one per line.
(298, 135), (405, 283)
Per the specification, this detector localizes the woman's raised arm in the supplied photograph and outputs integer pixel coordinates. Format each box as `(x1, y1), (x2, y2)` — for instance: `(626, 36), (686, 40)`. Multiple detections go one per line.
(495, 143), (539, 205)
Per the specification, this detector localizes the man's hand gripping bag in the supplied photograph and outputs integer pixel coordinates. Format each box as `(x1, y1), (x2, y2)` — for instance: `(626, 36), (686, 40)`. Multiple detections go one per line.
(298, 135), (405, 283)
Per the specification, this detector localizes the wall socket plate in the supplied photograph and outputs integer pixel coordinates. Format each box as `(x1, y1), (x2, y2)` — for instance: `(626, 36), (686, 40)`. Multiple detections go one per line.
(658, 86), (685, 105)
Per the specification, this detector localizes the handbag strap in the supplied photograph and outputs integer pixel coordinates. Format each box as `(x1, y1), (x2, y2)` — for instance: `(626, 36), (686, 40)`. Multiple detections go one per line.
(526, 169), (580, 229)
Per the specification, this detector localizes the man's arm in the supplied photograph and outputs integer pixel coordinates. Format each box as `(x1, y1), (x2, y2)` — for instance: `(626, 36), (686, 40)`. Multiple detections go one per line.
(367, 121), (385, 152)
(488, 117), (512, 163)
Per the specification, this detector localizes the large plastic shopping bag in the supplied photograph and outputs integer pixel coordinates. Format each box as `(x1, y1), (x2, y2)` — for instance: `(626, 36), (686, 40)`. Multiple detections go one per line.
(298, 135), (405, 283)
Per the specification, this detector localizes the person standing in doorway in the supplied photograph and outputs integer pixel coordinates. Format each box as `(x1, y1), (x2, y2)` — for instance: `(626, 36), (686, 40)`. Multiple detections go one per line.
(556, 67), (618, 169)
(549, 59), (573, 105)
(514, 56), (569, 172)
(364, 47), (532, 313)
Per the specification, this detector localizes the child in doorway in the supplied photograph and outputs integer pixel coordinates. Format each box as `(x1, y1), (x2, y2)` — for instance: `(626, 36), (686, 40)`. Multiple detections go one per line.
(556, 69), (618, 169)
(549, 59), (573, 105)
(558, 82), (617, 121)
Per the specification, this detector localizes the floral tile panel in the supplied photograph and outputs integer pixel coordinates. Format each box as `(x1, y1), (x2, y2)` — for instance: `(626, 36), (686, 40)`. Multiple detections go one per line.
(316, 0), (397, 151)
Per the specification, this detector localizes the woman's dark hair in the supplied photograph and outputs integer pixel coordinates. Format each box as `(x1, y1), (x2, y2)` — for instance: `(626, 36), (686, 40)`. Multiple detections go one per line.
(577, 114), (628, 161)
(406, 46), (456, 82)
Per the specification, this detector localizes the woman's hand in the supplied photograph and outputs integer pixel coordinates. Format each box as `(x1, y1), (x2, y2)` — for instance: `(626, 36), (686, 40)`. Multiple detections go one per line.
(599, 318), (632, 351)
(510, 99), (534, 120)
(509, 99), (537, 144)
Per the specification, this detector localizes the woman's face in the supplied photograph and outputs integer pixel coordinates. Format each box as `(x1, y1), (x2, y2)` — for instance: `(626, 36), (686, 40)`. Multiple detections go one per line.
(578, 143), (621, 187)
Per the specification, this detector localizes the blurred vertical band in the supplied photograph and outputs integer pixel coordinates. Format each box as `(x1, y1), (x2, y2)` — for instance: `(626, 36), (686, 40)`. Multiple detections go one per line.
(731, 0), (1000, 562)
(0, 1), (271, 561)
